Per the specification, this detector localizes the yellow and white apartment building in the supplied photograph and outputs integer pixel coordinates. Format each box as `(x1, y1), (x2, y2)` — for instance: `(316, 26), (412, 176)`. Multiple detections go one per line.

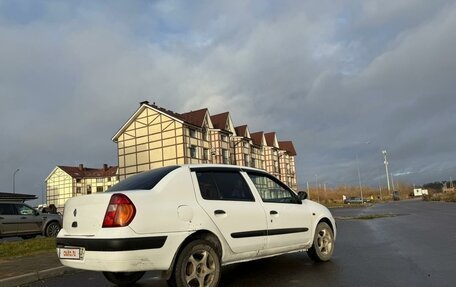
(45, 164), (118, 209)
(112, 101), (298, 189)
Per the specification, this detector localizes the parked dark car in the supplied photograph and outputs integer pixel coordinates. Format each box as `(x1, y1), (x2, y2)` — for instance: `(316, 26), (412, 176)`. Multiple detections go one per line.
(344, 197), (370, 204)
(0, 202), (62, 239)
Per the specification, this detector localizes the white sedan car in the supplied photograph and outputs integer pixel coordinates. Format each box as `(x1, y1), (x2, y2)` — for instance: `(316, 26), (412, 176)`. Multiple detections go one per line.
(57, 165), (336, 286)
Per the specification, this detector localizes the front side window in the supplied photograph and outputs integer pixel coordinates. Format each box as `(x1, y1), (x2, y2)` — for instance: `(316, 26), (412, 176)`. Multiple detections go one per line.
(15, 204), (35, 215)
(247, 172), (299, 204)
(196, 171), (254, 201)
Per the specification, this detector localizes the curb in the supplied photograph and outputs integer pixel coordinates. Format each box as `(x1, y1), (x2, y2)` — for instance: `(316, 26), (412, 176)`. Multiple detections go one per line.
(0, 266), (75, 287)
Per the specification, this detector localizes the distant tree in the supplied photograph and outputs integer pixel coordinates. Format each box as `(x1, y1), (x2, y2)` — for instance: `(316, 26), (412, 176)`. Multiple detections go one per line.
(423, 182), (443, 193)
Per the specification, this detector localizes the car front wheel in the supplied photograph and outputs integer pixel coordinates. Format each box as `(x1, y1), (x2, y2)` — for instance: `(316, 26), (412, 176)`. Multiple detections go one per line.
(307, 222), (334, 262)
(45, 222), (60, 237)
(168, 239), (221, 287)
(103, 271), (145, 286)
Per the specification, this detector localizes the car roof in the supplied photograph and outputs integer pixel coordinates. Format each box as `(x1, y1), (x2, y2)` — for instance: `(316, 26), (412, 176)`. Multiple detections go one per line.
(182, 164), (267, 173)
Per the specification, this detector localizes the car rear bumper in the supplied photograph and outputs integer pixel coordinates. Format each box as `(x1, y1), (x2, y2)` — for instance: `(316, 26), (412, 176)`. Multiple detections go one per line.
(56, 232), (191, 272)
(56, 236), (167, 251)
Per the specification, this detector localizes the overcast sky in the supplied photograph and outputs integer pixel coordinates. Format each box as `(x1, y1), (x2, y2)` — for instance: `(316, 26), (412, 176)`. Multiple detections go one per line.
(1, 0), (456, 202)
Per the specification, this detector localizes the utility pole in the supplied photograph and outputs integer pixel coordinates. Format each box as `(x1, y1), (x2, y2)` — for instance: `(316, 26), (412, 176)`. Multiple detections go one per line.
(382, 150), (391, 192)
(356, 154), (363, 202)
(13, 168), (20, 194)
(306, 181), (310, 199)
(315, 175), (320, 203)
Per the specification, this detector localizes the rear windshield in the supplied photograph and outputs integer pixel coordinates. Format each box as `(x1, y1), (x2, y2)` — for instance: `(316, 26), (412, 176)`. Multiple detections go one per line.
(107, 166), (180, 192)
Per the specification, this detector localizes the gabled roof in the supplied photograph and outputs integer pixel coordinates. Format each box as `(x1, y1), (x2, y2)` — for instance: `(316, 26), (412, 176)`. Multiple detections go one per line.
(210, 112), (229, 130)
(234, 125), (250, 138)
(264, 132), (279, 148)
(279, 141), (297, 156)
(250, 131), (267, 146)
(211, 112), (236, 135)
(58, 165), (118, 178)
(112, 102), (185, 141)
(180, 108), (212, 128)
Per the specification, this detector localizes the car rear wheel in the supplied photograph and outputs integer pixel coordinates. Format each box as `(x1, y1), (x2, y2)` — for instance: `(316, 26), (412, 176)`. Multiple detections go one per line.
(45, 222), (60, 237)
(307, 222), (334, 262)
(103, 271), (145, 286)
(168, 239), (221, 287)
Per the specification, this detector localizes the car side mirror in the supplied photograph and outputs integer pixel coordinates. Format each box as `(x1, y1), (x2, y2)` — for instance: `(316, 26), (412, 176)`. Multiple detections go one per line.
(34, 210), (40, 216)
(298, 191), (308, 200)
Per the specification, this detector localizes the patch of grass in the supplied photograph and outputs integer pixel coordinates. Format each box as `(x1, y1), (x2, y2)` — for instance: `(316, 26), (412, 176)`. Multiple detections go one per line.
(0, 237), (56, 259)
(423, 191), (456, 202)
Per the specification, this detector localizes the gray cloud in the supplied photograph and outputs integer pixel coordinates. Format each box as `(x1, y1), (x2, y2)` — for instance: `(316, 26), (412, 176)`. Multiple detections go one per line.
(1, 1), (455, 203)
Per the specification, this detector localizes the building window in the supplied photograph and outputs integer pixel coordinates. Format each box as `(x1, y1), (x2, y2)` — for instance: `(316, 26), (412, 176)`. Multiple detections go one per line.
(190, 145), (197, 159)
(76, 187), (81, 194)
(107, 177), (111, 182)
(244, 154), (249, 166)
(202, 129), (209, 141)
(189, 128), (197, 138)
(203, 148), (209, 160)
(87, 186), (92, 195)
(76, 178), (81, 183)
(222, 149), (229, 164)
(96, 186), (104, 193)
(251, 159), (256, 168)
(96, 178), (104, 183)
(221, 134), (228, 142)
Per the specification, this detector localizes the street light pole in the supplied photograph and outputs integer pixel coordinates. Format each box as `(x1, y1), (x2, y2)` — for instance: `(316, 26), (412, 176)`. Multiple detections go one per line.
(356, 154), (363, 202)
(13, 168), (20, 194)
(382, 150), (391, 192)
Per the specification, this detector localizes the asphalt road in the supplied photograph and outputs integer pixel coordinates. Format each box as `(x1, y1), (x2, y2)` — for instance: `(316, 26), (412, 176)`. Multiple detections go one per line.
(23, 200), (456, 287)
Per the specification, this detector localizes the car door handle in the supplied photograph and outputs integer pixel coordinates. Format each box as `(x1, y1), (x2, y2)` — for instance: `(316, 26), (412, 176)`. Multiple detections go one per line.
(214, 210), (226, 215)
(270, 210), (278, 215)
(21, 217), (27, 219)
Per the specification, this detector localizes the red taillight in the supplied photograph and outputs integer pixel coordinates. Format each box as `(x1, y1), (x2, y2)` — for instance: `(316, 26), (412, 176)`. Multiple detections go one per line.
(102, 194), (136, 228)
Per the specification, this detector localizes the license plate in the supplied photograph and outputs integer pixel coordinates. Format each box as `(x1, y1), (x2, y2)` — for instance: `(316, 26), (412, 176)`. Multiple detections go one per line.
(58, 247), (83, 260)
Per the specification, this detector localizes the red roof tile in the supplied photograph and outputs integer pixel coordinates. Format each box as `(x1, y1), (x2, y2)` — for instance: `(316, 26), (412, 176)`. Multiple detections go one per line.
(234, 125), (248, 137)
(264, 132), (277, 147)
(210, 112), (229, 130)
(179, 108), (208, 127)
(250, 131), (265, 146)
(279, 141), (297, 156)
(59, 165), (118, 178)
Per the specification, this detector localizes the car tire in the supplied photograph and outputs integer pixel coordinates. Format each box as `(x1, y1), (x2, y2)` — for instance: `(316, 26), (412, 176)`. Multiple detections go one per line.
(103, 271), (145, 286)
(168, 239), (221, 287)
(307, 222), (334, 262)
(45, 221), (61, 237)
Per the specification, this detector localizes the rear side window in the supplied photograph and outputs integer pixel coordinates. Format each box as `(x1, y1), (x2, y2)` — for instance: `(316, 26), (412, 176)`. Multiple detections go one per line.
(196, 171), (255, 202)
(107, 166), (179, 192)
(0, 203), (16, 215)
